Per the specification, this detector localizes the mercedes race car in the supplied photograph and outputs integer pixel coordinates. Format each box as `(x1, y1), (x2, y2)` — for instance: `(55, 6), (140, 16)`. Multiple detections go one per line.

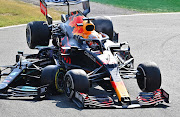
(0, 0), (169, 108)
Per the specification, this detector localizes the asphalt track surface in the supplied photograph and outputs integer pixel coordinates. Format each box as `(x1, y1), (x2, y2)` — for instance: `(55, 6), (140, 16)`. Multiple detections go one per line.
(0, 8), (180, 117)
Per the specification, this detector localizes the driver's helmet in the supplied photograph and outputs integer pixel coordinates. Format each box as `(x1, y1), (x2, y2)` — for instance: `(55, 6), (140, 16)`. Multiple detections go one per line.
(86, 31), (102, 50)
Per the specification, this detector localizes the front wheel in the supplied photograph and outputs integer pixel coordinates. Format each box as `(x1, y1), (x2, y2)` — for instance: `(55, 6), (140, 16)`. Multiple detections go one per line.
(64, 69), (89, 99)
(41, 65), (65, 94)
(136, 62), (161, 92)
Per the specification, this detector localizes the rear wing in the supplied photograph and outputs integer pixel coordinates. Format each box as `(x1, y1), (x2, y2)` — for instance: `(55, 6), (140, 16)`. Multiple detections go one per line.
(40, 0), (90, 24)
(44, 0), (82, 6)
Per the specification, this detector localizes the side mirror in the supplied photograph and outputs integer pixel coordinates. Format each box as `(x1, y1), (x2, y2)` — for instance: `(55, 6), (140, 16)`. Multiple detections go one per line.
(16, 55), (20, 63)
(82, 0), (90, 16)
(18, 51), (23, 56)
(113, 32), (119, 43)
(61, 14), (67, 23)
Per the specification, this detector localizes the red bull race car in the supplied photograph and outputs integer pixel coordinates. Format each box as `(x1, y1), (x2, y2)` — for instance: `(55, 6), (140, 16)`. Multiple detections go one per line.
(0, 0), (169, 108)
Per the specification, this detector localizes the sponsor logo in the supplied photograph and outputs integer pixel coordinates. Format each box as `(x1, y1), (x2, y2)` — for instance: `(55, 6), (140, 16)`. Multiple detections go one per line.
(84, 51), (96, 62)
(3, 80), (10, 83)
(69, 15), (84, 36)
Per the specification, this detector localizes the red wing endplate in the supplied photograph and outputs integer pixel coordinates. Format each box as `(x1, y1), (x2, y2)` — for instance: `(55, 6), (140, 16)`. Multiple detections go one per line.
(40, 0), (47, 16)
(137, 89), (169, 106)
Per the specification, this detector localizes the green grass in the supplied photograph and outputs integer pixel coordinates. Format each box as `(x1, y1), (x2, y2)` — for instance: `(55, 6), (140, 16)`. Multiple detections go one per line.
(0, 0), (63, 27)
(91, 0), (180, 12)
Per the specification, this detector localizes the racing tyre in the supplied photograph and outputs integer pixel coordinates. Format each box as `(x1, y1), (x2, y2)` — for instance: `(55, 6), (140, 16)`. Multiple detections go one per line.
(64, 69), (89, 99)
(26, 21), (50, 49)
(92, 17), (114, 40)
(41, 65), (65, 94)
(136, 62), (161, 92)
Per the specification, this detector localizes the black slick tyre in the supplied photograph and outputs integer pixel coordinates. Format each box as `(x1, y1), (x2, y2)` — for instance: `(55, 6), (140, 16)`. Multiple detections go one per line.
(41, 65), (65, 94)
(26, 21), (50, 49)
(136, 62), (161, 92)
(64, 69), (89, 99)
(92, 17), (114, 40)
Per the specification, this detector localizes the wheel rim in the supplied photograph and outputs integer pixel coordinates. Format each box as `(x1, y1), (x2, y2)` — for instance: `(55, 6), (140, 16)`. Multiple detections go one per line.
(55, 71), (64, 93)
(64, 75), (74, 98)
(137, 66), (146, 91)
(26, 26), (31, 46)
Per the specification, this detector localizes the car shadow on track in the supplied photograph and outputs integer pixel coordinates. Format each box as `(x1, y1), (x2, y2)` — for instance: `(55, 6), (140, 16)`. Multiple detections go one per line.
(48, 94), (82, 110)
(140, 104), (170, 109)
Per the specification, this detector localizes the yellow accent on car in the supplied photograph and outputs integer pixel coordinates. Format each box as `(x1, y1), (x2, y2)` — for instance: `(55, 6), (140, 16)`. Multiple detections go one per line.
(55, 69), (64, 93)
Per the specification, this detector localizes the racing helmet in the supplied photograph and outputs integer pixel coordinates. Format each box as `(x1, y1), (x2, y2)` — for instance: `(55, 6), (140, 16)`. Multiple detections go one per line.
(86, 31), (102, 51)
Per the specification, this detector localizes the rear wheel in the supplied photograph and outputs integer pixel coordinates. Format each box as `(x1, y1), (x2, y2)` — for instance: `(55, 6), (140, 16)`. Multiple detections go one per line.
(41, 65), (65, 94)
(26, 21), (50, 49)
(136, 62), (161, 92)
(92, 17), (114, 40)
(64, 69), (89, 99)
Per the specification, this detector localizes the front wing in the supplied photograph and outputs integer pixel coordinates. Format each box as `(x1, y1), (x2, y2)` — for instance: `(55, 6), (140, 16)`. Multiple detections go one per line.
(72, 89), (169, 109)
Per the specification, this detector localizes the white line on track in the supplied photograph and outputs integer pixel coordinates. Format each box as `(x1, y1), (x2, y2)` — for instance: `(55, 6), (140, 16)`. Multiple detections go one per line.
(106, 12), (180, 18)
(0, 12), (180, 30)
(0, 24), (27, 30)
(0, 21), (62, 30)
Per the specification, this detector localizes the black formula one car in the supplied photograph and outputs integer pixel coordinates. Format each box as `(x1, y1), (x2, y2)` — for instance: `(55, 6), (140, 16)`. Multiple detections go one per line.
(0, 0), (169, 108)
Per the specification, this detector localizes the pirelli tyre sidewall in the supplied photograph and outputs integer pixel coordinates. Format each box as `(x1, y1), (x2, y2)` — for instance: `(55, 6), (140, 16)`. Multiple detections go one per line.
(41, 65), (65, 93)
(136, 62), (161, 92)
(26, 21), (50, 49)
(64, 69), (89, 99)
